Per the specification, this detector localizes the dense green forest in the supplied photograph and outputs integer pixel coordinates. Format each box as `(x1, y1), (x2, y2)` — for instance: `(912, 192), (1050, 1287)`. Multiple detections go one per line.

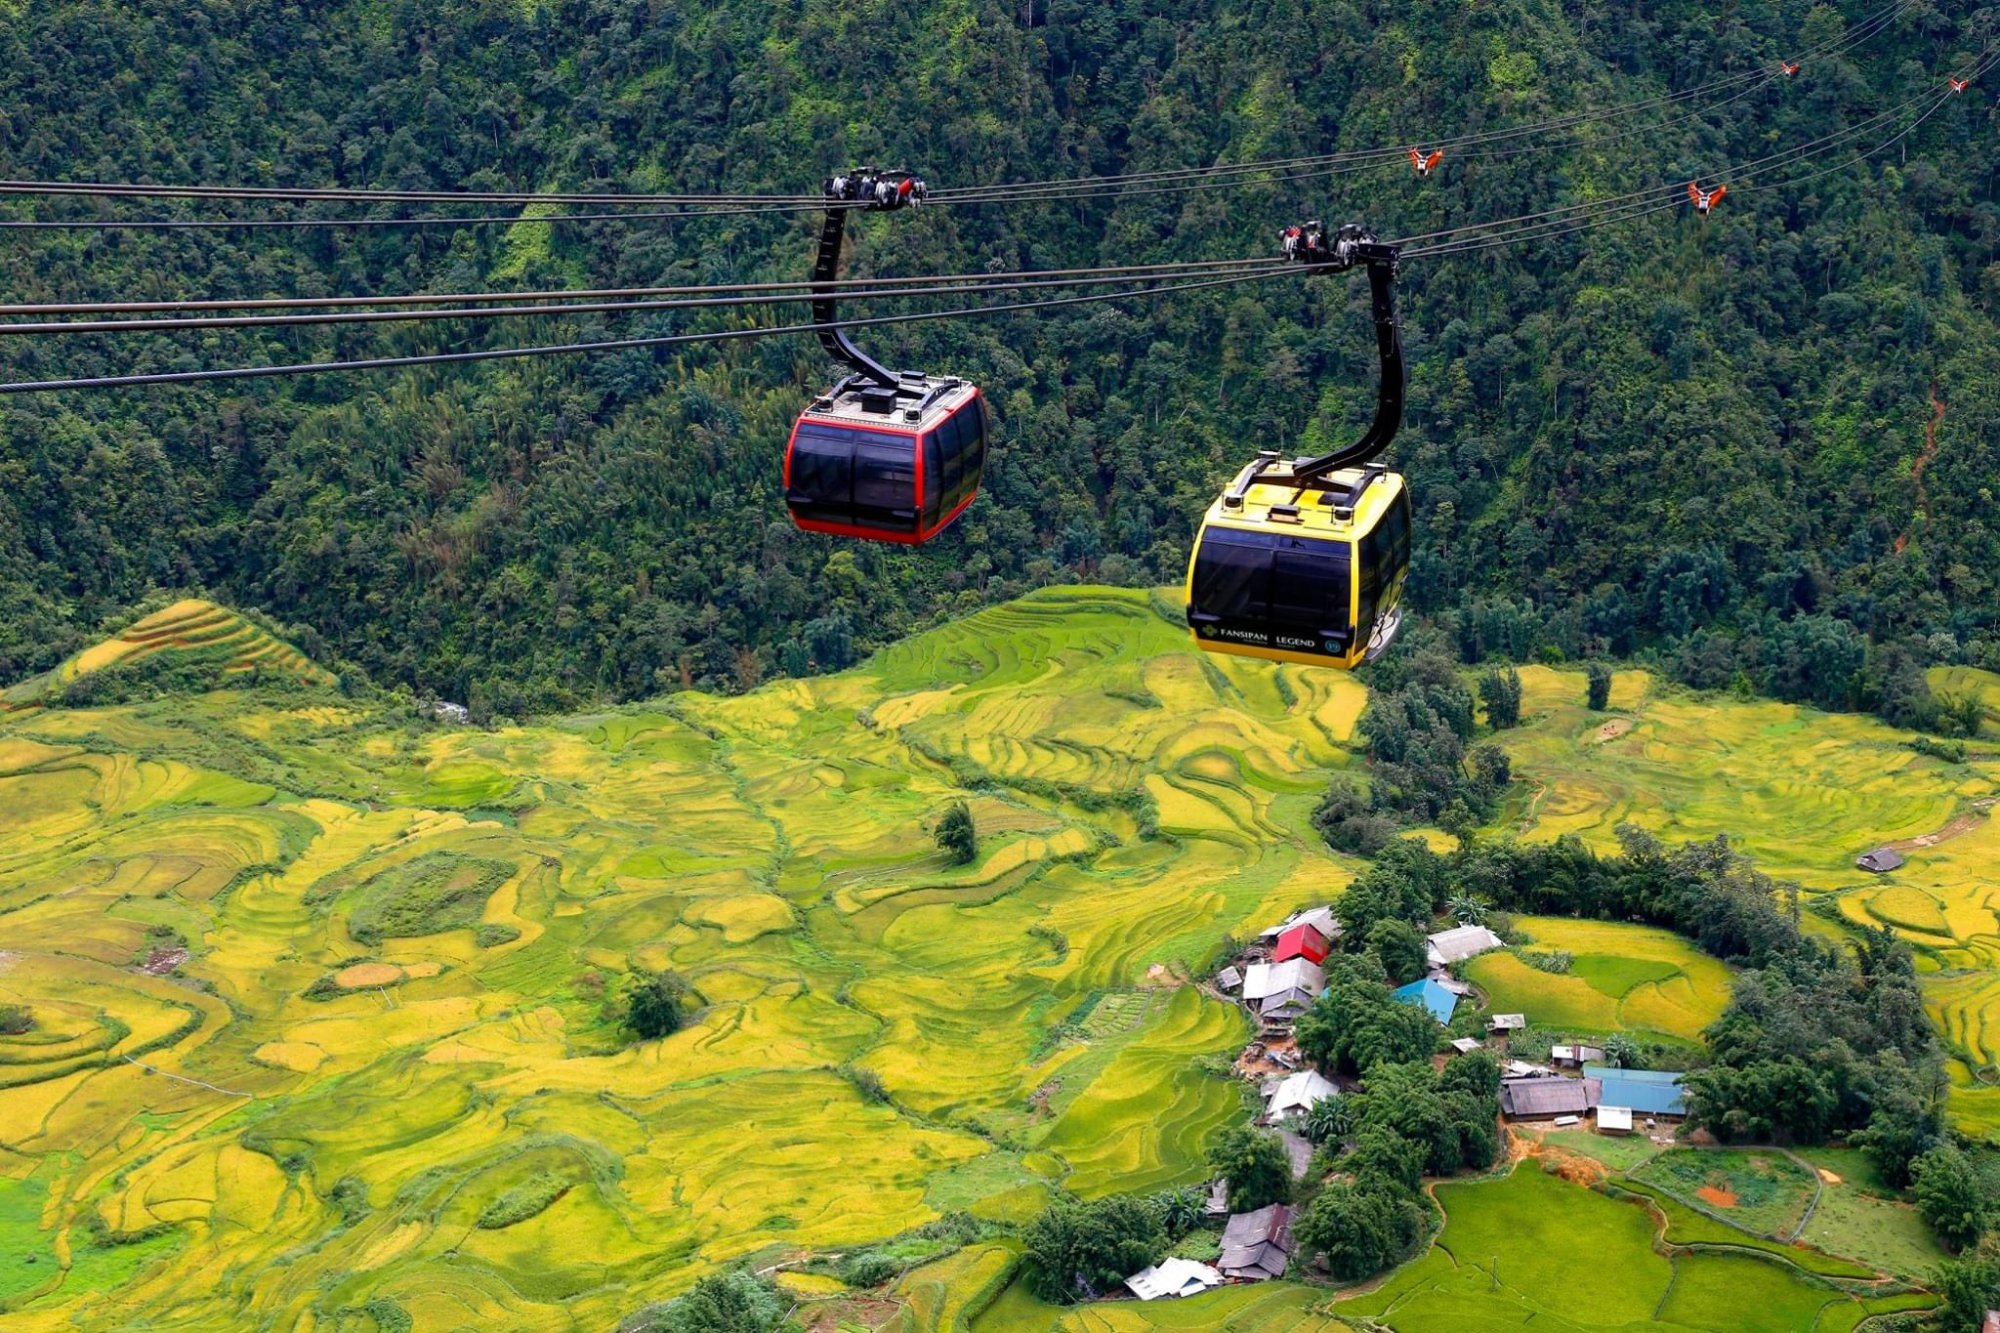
(2, 0), (1997, 714)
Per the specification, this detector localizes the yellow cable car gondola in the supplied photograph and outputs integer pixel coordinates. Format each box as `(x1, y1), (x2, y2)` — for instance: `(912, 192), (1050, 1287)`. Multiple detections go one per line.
(1186, 223), (1412, 669)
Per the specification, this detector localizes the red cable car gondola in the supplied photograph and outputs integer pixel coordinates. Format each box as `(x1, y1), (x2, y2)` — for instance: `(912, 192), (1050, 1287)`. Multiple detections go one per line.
(784, 169), (989, 544)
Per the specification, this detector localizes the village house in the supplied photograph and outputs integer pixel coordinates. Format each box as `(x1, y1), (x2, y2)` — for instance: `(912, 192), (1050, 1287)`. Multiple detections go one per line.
(1125, 1257), (1223, 1301)
(1425, 923), (1504, 969)
(1391, 976), (1458, 1024)
(1584, 1064), (1687, 1119)
(1264, 1068), (1338, 1123)
(1272, 921), (1332, 965)
(1487, 1012), (1528, 1034)
(1218, 1203), (1295, 1281)
(1856, 847), (1905, 874)
(1259, 907), (1341, 946)
(1500, 1075), (1602, 1119)
(1550, 1043), (1606, 1068)
(1240, 957), (1325, 1025)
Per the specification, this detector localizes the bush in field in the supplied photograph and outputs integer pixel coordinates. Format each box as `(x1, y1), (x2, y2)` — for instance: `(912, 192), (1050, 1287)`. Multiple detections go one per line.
(935, 801), (977, 864)
(344, 853), (514, 945)
(838, 1251), (899, 1287)
(1586, 662), (1613, 710)
(0, 1004), (31, 1035)
(1207, 1126), (1292, 1212)
(477, 1173), (570, 1229)
(626, 970), (689, 1041)
(619, 1271), (786, 1333)
(1022, 1195), (1167, 1303)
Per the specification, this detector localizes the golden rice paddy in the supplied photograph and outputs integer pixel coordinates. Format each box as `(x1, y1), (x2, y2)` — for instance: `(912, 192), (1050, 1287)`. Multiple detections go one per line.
(0, 595), (1993, 1328)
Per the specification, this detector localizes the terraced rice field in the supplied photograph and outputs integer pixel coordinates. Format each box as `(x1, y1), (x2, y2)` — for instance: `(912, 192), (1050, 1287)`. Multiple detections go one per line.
(0, 594), (1990, 1328)
(0, 600), (334, 709)
(1499, 664), (2000, 1138)
(0, 588), (1354, 1327)
(1460, 916), (1735, 1042)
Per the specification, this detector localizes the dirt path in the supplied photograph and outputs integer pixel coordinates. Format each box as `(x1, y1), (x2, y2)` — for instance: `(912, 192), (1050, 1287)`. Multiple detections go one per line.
(1894, 387), (1945, 556)
(1885, 797), (1995, 853)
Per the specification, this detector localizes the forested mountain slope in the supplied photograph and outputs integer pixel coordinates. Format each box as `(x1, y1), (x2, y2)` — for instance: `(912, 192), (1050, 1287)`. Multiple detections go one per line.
(2, 0), (1997, 712)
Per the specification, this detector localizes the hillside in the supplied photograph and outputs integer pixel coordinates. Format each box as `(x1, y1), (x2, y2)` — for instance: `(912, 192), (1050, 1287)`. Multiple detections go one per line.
(0, 599), (334, 709)
(2, 0), (1998, 712)
(0, 588), (1994, 1328)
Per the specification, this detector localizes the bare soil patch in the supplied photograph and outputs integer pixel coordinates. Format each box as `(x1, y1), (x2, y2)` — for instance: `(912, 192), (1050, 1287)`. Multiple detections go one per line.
(1697, 1183), (1739, 1209)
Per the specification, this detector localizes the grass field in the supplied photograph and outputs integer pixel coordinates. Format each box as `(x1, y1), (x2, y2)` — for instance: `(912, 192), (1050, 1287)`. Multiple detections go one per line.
(0, 592), (1988, 1328)
(1335, 1165), (1921, 1331)
(1462, 916), (1735, 1042)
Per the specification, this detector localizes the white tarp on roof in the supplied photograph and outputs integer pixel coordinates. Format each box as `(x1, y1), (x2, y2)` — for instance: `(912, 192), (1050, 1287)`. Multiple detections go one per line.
(1241, 958), (1325, 1002)
(1266, 1069), (1338, 1118)
(1426, 924), (1505, 966)
(1126, 1257), (1223, 1301)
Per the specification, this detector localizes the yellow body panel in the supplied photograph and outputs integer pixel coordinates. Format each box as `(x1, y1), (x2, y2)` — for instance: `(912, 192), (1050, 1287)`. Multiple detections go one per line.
(1183, 467), (1409, 670)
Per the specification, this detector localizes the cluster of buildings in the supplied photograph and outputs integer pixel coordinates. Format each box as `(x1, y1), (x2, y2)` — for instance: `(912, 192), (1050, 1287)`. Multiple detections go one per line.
(1221, 909), (1504, 1036)
(1498, 1062), (1687, 1133)
(1128, 906), (1692, 1303)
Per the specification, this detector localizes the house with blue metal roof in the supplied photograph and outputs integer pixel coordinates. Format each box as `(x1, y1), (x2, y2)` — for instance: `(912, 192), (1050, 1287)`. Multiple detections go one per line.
(1583, 1064), (1686, 1117)
(1392, 977), (1457, 1025)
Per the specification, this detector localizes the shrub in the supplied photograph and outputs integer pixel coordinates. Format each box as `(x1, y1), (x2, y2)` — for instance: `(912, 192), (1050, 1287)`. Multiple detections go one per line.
(619, 1271), (786, 1333)
(838, 1251), (899, 1287)
(477, 1173), (571, 1229)
(626, 970), (689, 1041)
(1518, 948), (1573, 974)
(0, 1004), (32, 1035)
(935, 801), (977, 864)
(345, 853), (514, 945)
(1586, 662), (1613, 711)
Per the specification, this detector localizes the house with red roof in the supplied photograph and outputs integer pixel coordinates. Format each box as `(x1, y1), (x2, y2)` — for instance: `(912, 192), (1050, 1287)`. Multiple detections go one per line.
(1272, 922), (1330, 965)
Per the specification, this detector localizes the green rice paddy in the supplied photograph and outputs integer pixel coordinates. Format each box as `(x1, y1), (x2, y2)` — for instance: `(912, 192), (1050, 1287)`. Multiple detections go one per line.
(1461, 916), (1734, 1042)
(0, 592), (1987, 1328)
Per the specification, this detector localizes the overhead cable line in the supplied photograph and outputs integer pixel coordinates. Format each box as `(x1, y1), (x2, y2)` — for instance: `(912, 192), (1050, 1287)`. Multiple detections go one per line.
(0, 256), (1283, 318)
(0, 267), (1299, 395)
(0, 262), (1291, 336)
(1400, 59), (1989, 261)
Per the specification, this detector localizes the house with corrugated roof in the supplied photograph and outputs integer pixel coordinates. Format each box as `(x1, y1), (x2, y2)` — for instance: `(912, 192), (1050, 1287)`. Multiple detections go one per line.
(1500, 1075), (1601, 1119)
(1392, 977), (1457, 1024)
(1856, 847), (1905, 873)
(1583, 1065), (1686, 1117)
(1426, 923), (1504, 968)
(1265, 1069), (1338, 1121)
(1219, 1203), (1294, 1281)
(1273, 922), (1332, 965)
